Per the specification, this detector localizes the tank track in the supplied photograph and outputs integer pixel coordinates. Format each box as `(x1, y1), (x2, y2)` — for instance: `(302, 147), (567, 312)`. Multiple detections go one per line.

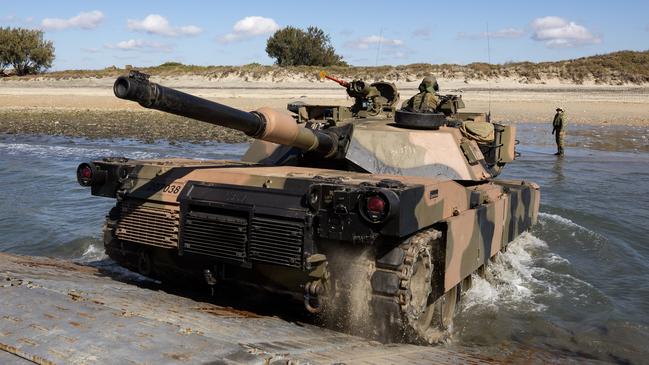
(370, 228), (450, 343)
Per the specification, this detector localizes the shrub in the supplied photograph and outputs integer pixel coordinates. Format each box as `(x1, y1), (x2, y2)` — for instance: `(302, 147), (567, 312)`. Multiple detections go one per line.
(158, 61), (184, 67)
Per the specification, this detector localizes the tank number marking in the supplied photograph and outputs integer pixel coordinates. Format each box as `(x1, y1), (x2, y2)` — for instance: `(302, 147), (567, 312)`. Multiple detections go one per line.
(139, 182), (184, 194)
(162, 184), (183, 194)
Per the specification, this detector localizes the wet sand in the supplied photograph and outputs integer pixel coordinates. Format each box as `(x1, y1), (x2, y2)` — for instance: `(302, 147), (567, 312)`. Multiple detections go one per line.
(1, 76), (648, 141)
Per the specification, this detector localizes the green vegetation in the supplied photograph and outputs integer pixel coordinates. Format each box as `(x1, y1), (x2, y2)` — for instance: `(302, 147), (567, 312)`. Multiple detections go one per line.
(265, 26), (346, 67)
(6, 50), (649, 85)
(0, 27), (55, 76)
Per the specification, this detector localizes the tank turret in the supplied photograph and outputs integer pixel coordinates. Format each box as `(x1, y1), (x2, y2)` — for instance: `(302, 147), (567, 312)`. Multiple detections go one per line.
(113, 71), (516, 181)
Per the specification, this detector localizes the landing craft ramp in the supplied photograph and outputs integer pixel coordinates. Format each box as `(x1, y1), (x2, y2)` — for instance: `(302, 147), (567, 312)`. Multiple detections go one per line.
(0, 253), (594, 364)
(0, 253), (492, 364)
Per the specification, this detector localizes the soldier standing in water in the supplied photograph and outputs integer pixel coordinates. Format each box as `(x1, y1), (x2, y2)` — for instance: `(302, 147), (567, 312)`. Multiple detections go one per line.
(552, 107), (566, 156)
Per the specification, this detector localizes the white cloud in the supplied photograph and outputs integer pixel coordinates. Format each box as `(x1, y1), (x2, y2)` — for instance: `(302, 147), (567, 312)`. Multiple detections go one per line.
(106, 39), (173, 52)
(218, 16), (279, 43)
(179, 25), (202, 36)
(41, 10), (104, 30)
(531, 16), (601, 48)
(127, 14), (202, 37)
(346, 35), (404, 49)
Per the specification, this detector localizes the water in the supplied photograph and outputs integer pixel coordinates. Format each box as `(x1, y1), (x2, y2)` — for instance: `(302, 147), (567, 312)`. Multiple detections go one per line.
(1, 125), (648, 364)
(0, 135), (247, 261)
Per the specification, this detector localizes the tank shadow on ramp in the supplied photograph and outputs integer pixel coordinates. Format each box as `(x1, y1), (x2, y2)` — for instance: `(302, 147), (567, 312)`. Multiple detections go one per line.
(0, 253), (492, 364)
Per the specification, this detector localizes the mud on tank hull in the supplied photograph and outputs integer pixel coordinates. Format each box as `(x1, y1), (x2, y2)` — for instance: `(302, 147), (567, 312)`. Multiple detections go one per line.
(83, 158), (540, 344)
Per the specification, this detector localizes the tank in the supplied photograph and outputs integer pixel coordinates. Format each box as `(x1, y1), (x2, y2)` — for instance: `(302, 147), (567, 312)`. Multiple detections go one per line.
(77, 70), (540, 343)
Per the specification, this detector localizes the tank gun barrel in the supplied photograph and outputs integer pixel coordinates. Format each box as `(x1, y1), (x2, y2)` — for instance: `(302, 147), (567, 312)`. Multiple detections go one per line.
(114, 71), (338, 156)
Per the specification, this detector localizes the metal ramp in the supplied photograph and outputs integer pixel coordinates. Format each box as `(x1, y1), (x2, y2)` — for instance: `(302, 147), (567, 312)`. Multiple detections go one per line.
(0, 253), (496, 364)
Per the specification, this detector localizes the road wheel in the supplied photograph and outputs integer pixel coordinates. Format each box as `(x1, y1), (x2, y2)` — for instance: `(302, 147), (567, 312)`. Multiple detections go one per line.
(372, 229), (458, 343)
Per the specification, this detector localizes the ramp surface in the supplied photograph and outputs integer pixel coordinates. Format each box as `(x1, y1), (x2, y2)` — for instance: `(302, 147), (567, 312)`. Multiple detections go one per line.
(0, 253), (593, 364)
(0, 253), (493, 364)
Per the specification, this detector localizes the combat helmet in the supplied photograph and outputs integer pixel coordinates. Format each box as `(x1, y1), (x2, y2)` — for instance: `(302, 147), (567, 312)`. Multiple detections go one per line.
(419, 76), (439, 93)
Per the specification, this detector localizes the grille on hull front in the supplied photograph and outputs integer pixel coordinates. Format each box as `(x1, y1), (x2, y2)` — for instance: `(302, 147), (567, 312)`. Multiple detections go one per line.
(115, 203), (179, 248)
(182, 211), (248, 263)
(249, 217), (303, 268)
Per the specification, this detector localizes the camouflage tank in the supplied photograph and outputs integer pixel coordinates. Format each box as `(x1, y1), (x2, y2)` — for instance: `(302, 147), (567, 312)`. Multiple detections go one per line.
(77, 71), (539, 343)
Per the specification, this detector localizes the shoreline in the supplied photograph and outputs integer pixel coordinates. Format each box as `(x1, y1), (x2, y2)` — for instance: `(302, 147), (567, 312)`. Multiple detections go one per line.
(2, 108), (645, 144)
(1, 77), (648, 140)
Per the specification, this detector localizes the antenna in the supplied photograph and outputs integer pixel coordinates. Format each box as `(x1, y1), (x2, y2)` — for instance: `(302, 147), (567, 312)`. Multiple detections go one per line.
(375, 28), (384, 66)
(486, 22), (492, 118)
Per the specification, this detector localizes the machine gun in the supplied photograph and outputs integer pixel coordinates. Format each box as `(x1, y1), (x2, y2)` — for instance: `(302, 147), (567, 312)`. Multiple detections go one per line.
(436, 94), (466, 116)
(114, 71), (349, 158)
(318, 71), (399, 118)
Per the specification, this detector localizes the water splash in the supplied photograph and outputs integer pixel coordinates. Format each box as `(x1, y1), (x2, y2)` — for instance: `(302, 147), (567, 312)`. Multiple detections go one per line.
(77, 242), (107, 262)
(456, 229), (608, 327)
(460, 233), (558, 313)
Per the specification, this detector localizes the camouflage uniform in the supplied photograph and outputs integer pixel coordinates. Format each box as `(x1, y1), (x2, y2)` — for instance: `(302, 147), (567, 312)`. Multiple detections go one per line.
(402, 77), (439, 113)
(552, 109), (566, 156)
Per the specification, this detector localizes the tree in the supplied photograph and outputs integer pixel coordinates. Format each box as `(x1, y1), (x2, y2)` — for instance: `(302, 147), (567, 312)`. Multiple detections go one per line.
(0, 28), (8, 74)
(0, 27), (55, 76)
(266, 26), (345, 67)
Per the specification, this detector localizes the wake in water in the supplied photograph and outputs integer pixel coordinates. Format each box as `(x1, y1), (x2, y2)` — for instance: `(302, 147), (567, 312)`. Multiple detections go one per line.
(537, 212), (602, 239)
(0, 140), (162, 160)
(0, 135), (249, 161)
(456, 226), (604, 319)
(447, 212), (648, 363)
(539, 212), (587, 230)
(459, 232), (561, 314)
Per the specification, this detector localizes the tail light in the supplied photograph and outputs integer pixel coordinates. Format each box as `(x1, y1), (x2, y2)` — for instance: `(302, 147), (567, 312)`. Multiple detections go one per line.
(367, 195), (386, 215)
(360, 190), (398, 224)
(76, 162), (105, 187)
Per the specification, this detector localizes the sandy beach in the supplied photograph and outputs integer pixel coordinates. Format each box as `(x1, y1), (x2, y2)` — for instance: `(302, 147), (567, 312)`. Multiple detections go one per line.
(1, 75), (648, 141)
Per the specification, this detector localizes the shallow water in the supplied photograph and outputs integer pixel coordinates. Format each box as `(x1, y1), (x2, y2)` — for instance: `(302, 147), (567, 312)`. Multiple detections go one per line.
(0, 124), (647, 364)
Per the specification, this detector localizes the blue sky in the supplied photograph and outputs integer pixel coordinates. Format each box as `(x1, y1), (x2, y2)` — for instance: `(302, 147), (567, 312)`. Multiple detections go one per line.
(2, 0), (648, 70)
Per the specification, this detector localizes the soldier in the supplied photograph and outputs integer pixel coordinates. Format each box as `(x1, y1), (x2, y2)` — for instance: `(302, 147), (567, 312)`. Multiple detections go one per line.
(551, 107), (566, 156)
(402, 76), (439, 112)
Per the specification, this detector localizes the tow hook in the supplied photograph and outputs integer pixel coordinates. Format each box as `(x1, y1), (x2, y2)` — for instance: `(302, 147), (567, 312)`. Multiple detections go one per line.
(304, 280), (325, 314)
(204, 269), (217, 296)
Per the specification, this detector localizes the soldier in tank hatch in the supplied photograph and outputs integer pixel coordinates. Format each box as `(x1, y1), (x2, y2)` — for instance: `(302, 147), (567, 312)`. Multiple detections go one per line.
(552, 107), (566, 156)
(402, 76), (439, 113)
